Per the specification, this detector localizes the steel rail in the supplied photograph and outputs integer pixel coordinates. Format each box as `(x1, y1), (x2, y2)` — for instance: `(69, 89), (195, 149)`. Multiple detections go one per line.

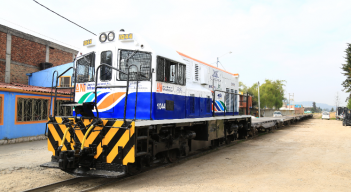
(23, 177), (92, 192)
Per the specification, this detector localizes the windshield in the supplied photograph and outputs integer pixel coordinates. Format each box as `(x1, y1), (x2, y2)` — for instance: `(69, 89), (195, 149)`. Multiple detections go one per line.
(119, 50), (151, 81)
(323, 112), (329, 115)
(274, 112), (281, 114)
(76, 52), (95, 83)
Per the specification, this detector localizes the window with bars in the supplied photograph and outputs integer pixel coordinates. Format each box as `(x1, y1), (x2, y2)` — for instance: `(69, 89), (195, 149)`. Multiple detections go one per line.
(76, 52), (95, 83)
(234, 90), (238, 113)
(119, 50), (151, 81)
(178, 64), (186, 85)
(54, 100), (73, 116)
(229, 89), (234, 112)
(225, 88), (230, 112)
(59, 76), (71, 87)
(156, 56), (186, 85)
(17, 98), (49, 122)
(100, 51), (112, 81)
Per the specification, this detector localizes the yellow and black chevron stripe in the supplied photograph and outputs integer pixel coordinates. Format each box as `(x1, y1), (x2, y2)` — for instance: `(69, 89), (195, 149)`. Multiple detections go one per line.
(47, 117), (135, 165)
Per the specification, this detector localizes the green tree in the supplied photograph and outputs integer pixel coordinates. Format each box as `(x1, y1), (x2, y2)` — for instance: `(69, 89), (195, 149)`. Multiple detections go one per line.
(240, 80), (286, 109)
(311, 108), (315, 113)
(341, 44), (351, 100)
(239, 81), (247, 92)
(247, 83), (258, 108)
(239, 82), (258, 107)
(316, 107), (322, 113)
(259, 79), (286, 109)
(312, 102), (317, 111)
(347, 98), (351, 109)
(331, 107), (334, 112)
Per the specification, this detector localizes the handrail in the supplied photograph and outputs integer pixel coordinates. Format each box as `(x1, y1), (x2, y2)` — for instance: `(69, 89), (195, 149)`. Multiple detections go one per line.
(94, 63), (140, 124)
(94, 64), (127, 120)
(127, 64), (139, 121)
(49, 70), (58, 117)
(53, 67), (74, 118)
(58, 67), (74, 78)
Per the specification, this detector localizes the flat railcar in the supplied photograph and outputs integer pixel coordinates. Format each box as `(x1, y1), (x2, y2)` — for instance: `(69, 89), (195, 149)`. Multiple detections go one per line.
(41, 29), (252, 177)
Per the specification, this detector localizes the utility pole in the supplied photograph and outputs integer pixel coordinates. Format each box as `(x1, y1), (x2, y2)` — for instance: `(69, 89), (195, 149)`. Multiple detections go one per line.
(258, 81), (260, 118)
(216, 52), (231, 68)
(335, 92), (340, 113)
(216, 57), (219, 68)
(289, 93), (294, 111)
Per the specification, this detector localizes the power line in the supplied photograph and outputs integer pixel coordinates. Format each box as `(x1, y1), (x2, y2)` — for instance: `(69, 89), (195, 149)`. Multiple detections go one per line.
(218, 61), (227, 70)
(0, 17), (79, 50)
(33, 0), (97, 36)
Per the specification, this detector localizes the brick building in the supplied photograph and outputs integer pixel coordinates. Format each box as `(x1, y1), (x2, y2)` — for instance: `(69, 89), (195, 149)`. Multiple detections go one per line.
(239, 94), (252, 115)
(0, 24), (78, 84)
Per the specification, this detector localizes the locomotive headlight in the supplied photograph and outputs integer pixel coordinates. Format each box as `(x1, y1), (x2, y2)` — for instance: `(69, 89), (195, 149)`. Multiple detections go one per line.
(99, 33), (107, 42)
(108, 32), (115, 41)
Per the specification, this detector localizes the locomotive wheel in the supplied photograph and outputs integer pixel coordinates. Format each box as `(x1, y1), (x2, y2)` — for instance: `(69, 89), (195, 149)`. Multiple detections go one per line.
(242, 133), (248, 139)
(225, 136), (231, 144)
(127, 162), (142, 175)
(251, 128), (257, 137)
(167, 150), (179, 163)
(248, 130), (254, 137)
(273, 126), (275, 131)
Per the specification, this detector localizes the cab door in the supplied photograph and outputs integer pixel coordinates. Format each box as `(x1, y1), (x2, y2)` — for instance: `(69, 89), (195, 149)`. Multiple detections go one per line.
(94, 50), (115, 115)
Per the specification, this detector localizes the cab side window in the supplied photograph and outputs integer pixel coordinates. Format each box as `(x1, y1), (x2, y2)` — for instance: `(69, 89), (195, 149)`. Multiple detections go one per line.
(156, 56), (186, 85)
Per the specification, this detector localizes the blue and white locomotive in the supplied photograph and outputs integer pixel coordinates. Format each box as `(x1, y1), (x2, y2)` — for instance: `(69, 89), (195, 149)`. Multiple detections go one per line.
(43, 29), (251, 177)
(74, 29), (240, 119)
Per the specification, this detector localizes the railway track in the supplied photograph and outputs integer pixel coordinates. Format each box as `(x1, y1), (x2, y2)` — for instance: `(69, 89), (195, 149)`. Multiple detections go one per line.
(23, 116), (312, 192)
(23, 138), (247, 192)
(23, 177), (93, 192)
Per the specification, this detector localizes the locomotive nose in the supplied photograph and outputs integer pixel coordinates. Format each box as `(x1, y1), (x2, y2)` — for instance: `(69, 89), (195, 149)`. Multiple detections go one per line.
(41, 116), (135, 178)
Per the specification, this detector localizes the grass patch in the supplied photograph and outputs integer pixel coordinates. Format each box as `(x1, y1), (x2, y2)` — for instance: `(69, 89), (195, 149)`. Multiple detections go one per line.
(320, 118), (337, 120)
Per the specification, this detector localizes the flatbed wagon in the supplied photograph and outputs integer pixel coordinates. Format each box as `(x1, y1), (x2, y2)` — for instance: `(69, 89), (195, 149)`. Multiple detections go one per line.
(252, 114), (313, 132)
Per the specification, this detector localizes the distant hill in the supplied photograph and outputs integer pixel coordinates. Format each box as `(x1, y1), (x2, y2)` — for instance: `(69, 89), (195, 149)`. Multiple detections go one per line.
(295, 101), (335, 110)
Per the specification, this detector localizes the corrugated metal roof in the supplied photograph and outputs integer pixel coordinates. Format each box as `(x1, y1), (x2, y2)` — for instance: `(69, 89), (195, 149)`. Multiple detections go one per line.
(0, 83), (71, 95)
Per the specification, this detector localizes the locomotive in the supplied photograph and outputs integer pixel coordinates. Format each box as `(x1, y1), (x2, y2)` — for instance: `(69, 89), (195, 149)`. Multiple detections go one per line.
(41, 29), (252, 177)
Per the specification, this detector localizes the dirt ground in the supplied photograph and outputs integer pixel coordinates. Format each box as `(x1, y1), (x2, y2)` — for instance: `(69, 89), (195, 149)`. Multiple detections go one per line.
(314, 112), (336, 119)
(1, 118), (351, 191)
(0, 140), (74, 192)
(103, 119), (351, 192)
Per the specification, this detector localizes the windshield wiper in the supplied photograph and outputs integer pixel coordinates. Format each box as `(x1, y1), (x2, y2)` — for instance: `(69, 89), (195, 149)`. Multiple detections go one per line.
(125, 49), (139, 65)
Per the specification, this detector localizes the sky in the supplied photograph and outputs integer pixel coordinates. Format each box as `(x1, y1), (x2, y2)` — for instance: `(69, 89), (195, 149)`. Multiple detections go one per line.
(1, 0), (350, 107)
